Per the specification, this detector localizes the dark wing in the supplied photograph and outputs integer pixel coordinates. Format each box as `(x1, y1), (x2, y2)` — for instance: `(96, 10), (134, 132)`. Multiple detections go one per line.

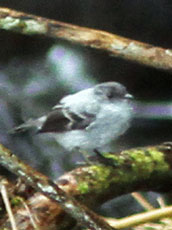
(38, 107), (95, 133)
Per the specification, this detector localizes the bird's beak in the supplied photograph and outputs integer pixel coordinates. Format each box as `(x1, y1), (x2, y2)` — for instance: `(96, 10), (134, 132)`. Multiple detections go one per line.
(124, 93), (134, 99)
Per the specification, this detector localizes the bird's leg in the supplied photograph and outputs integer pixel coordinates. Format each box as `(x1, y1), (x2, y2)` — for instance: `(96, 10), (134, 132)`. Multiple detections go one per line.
(79, 149), (93, 165)
(74, 147), (93, 165)
(77, 148), (119, 166)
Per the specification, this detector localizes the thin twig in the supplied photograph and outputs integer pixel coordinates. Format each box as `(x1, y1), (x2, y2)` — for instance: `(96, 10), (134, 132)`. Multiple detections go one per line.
(22, 200), (38, 229)
(0, 7), (172, 72)
(157, 196), (166, 208)
(106, 205), (172, 229)
(132, 192), (154, 211)
(0, 179), (17, 230)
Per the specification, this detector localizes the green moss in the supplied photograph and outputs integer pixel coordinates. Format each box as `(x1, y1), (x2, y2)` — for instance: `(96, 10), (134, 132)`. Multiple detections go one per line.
(144, 227), (157, 230)
(11, 196), (23, 206)
(126, 148), (169, 178)
(77, 147), (170, 195)
(99, 152), (125, 164)
(78, 182), (89, 194)
(78, 165), (112, 194)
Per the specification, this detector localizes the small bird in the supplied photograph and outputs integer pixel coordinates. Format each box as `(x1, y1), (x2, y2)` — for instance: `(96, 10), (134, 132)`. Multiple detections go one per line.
(10, 82), (134, 153)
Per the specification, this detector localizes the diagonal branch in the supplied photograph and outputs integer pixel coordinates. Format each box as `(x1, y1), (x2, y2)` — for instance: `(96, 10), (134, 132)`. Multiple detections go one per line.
(0, 144), (114, 230)
(0, 7), (172, 72)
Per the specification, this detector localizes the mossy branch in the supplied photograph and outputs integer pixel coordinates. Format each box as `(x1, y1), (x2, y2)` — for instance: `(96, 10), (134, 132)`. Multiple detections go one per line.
(59, 142), (172, 204)
(0, 144), (114, 230)
(0, 142), (172, 229)
(1, 7), (172, 72)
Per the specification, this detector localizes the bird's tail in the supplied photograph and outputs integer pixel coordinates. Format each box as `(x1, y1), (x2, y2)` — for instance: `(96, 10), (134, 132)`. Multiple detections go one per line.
(9, 116), (47, 134)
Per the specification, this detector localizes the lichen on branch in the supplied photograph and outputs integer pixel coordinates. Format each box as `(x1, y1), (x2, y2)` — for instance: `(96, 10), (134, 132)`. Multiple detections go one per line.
(1, 7), (172, 72)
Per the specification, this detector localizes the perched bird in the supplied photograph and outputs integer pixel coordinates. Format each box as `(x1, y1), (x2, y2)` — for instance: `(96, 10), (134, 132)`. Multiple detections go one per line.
(10, 82), (134, 153)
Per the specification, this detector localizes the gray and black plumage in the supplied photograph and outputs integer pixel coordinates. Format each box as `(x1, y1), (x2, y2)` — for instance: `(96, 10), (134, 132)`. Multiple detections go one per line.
(10, 82), (134, 151)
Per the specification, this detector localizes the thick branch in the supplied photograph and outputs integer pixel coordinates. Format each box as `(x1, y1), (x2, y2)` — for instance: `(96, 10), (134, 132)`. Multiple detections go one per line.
(0, 144), (113, 230)
(59, 142), (172, 204)
(0, 7), (172, 72)
(0, 142), (172, 229)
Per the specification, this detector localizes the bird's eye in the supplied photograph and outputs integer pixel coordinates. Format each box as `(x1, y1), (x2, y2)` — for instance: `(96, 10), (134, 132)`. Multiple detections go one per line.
(107, 91), (114, 99)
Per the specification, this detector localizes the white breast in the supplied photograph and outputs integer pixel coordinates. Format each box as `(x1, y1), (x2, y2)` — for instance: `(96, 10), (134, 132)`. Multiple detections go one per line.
(55, 100), (133, 151)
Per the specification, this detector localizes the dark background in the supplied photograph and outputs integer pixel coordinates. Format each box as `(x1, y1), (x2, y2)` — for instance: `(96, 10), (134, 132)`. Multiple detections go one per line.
(0, 0), (172, 218)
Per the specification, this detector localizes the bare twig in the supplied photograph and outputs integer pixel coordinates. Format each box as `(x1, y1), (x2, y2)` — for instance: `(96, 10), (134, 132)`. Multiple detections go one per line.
(0, 179), (17, 230)
(132, 192), (154, 211)
(22, 200), (38, 229)
(0, 7), (172, 72)
(157, 196), (166, 208)
(0, 144), (114, 230)
(106, 205), (172, 229)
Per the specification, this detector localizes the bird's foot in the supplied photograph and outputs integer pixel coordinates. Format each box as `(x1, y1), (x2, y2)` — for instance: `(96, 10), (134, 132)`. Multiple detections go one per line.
(94, 149), (120, 167)
(78, 149), (95, 165)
